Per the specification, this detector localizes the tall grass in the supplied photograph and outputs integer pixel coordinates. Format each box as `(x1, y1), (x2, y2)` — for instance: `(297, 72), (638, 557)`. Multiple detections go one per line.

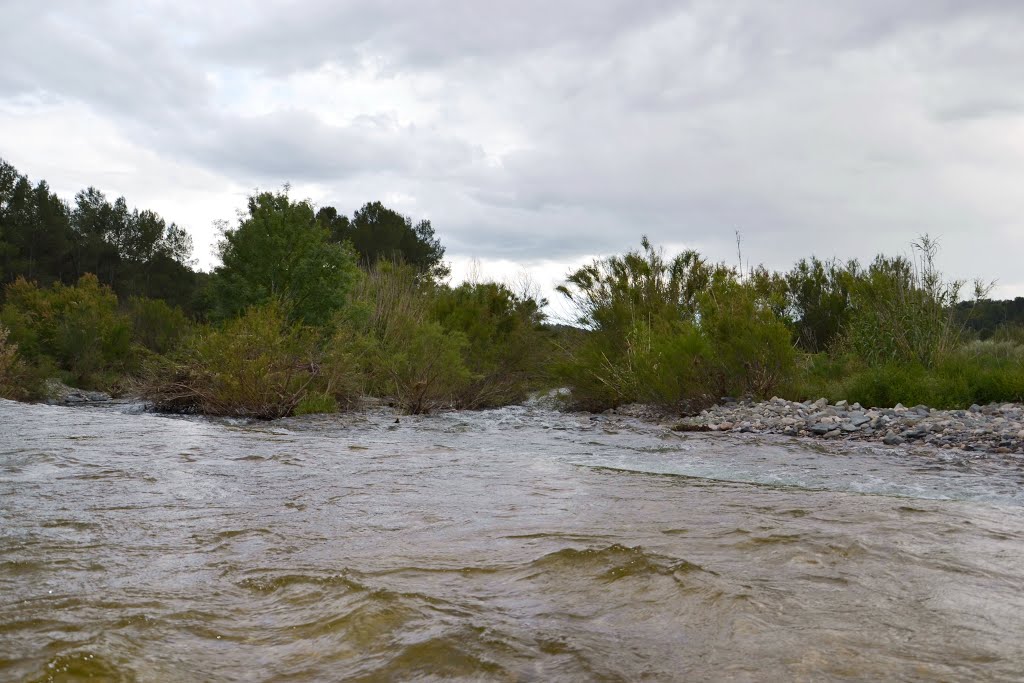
(340, 263), (470, 414)
(845, 236), (988, 369)
(555, 238), (795, 410)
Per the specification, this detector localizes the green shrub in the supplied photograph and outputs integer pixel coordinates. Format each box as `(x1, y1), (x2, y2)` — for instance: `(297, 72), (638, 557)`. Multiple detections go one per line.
(552, 319), (713, 410)
(697, 277), (796, 399)
(782, 257), (858, 352)
(128, 296), (191, 355)
(432, 281), (551, 408)
(794, 340), (1024, 409)
(0, 324), (29, 400)
(355, 318), (470, 414)
(144, 301), (353, 418)
(1, 274), (134, 390)
(845, 236), (985, 369)
(555, 238), (796, 410)
(339, 263), (470, 413)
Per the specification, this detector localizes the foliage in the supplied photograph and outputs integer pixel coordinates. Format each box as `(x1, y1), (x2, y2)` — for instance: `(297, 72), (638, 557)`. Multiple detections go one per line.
(845, 236), (986, 369)
(554, 317), (712, 410)
(557, 236), (715, 332)
(958, 298), (1024, 340)
(143, 302), (354, 418)
(6, 151), (1023, 415)
(1, 274), (134, 390)
(992, 324), (1024, 345)
(319, 201), (449, 280)
(338, 264), (469, 413)
(212, 190), (359, 327)
(128, 297), (192, 355)
(782, 257), (857, 352)
(0, 323), (31, 400)
(0, 158), (199, 310)
(556, 238), (795, 410)
(432, 281), (551, 408)
(697, 276), (796, 398)
(795, 340), (1024, 409)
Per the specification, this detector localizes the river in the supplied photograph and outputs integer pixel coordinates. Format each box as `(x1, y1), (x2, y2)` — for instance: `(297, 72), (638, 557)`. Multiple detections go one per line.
(2, 398), (1024, 681)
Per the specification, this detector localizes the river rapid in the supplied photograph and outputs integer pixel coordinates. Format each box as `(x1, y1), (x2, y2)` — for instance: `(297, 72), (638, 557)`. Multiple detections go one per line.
(2, 398), (1024, 682)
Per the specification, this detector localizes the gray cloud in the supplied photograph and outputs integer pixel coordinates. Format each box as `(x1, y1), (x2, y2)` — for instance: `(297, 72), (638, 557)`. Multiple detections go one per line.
(194, 0), (685, 73)
(2, 0), (1023, 293)
(178, 109), (481, 182)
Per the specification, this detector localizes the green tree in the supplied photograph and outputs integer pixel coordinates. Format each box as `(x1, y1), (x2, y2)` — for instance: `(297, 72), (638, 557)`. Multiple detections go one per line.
(0, 162), (75, 287)
(784, 257), (858, 352)
(320, 201), (449, 279)
(213, 189), (359, 326)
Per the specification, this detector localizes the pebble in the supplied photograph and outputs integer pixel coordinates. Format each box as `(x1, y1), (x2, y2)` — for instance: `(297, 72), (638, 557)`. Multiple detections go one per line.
(670, 398), (1024, 455)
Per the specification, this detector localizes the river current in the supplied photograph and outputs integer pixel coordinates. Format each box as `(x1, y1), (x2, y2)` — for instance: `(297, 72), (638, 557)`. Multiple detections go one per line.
(2, 398), (1024, 681)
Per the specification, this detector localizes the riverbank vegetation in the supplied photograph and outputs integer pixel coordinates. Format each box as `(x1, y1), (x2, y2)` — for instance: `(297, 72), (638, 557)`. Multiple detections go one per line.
(2, 157), (1022, 416)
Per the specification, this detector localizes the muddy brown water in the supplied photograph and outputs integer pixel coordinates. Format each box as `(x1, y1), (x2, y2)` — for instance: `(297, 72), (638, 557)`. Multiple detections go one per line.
(2, 398), (1024, 681)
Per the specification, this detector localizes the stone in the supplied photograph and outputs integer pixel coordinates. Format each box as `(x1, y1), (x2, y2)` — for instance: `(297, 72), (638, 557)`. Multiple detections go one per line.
(624, 396), (1023, 454)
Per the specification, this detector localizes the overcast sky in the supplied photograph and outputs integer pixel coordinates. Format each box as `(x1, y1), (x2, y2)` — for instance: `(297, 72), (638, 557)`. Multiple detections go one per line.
(2, 0), (1022, 313)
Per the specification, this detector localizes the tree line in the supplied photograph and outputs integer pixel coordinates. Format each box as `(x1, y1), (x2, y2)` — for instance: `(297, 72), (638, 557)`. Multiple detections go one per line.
(2, 157), (1022, 413)
(0, 158), (448, 318)
(0, 160), (547, 412)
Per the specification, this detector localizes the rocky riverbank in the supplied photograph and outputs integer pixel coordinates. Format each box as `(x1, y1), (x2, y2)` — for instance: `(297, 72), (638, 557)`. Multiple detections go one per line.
(41, 379), (112, 406)
(651, 397), (1024, 454)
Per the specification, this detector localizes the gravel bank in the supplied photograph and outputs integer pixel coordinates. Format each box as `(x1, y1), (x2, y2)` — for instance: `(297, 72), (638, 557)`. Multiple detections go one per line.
(617, 398), (1024, 455)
